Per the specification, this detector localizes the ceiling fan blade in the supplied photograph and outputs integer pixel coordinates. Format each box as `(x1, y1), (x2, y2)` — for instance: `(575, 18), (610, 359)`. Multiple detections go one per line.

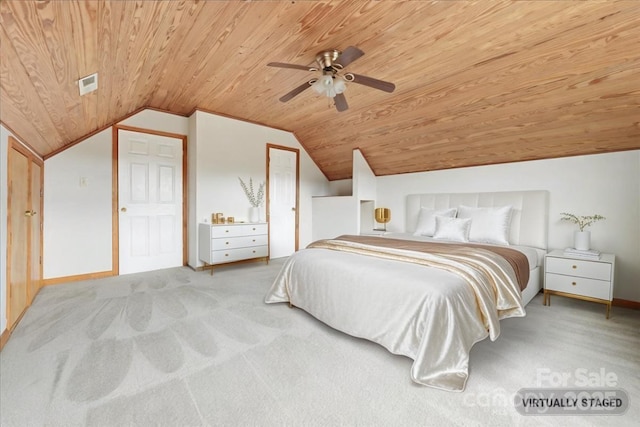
(267, 62), (312, 71)
(335, 46), (364, 68)
(279, 81), (312, 102)
(350, 73), (396, 93)
(334, 93), (349, 112)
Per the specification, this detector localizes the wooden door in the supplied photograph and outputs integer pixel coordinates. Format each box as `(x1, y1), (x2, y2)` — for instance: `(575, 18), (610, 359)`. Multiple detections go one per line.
(118, 129), (184, 274)
(6, 137), (42, 329)
(29, 161), (43, 298)
(267, 145), (299, 258)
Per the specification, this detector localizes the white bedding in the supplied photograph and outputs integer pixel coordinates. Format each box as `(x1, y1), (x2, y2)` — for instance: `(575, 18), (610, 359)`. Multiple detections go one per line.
(264, 236), (527, 392)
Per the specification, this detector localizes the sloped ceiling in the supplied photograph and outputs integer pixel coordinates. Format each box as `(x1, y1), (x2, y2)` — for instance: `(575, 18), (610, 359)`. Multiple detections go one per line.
(1, 0), (639, 180)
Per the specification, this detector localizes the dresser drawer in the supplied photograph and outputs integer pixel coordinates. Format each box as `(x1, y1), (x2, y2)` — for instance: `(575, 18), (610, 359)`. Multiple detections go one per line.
(211, 223), (268, 238)
(212, 234), (268, 250)
(545, 256), (611, 281)
(545, 273), (611, 300)
(211, 245), (268, 264)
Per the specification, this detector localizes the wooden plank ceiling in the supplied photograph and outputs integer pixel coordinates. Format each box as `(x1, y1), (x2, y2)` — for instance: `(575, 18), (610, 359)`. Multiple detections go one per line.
(1, 1), (639, 180)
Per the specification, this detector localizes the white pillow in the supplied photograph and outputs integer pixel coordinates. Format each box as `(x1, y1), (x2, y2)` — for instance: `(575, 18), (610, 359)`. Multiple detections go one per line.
(457, 205), (513, 245)
(413, 207), (457, 237)
(433, 216), (471, 242)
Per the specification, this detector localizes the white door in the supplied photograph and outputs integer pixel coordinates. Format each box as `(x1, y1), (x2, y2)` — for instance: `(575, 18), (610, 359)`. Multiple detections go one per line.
(268, 146), (298, 258)
(118, 129), (183, 274)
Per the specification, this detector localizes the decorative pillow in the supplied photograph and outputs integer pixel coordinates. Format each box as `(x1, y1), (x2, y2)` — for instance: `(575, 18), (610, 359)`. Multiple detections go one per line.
(432, 216), (471, 242)
(413, 207), (457, 237)
(456, 205), (513, 245)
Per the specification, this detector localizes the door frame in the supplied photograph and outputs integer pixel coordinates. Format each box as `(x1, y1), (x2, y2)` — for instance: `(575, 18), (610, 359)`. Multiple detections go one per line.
(112, 124), (188, 275)
(6, 136), (44, 330)
(265, 143), (300, 253)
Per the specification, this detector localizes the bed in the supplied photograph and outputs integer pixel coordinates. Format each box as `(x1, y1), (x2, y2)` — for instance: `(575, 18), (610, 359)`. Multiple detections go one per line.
(265, 190), (549, 391)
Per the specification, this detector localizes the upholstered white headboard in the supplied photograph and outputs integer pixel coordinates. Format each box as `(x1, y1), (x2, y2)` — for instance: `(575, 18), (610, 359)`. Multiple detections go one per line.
(406, 190), (549, 250)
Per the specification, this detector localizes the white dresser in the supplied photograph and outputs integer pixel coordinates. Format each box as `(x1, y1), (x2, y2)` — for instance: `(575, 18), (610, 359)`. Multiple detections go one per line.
(198, 223), (268, 273)
(543, 249), (615, 318)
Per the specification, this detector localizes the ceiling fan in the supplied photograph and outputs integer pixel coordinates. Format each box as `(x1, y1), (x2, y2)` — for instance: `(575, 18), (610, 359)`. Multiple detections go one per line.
(267, 46), (395, 112)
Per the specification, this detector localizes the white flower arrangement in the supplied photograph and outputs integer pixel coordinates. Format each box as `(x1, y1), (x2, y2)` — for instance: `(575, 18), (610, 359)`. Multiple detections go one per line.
(238, 177), (265, 208)
(560, 212), (605, 232)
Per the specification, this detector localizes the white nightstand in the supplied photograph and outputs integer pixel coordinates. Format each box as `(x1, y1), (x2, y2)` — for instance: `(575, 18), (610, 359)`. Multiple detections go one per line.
(543, 249), (615, 318)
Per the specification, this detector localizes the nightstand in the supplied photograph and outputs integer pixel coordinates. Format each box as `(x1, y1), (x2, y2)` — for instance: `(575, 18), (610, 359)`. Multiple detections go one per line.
(543, 249), (615, 318)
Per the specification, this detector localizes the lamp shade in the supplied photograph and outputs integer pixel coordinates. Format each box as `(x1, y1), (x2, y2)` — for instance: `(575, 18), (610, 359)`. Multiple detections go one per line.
(375, 208), (391, 231)
(312, 75), (347, 98)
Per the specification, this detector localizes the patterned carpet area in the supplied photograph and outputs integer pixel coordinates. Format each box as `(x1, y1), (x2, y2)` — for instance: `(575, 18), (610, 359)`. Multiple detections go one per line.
(1, 259), (639, 426)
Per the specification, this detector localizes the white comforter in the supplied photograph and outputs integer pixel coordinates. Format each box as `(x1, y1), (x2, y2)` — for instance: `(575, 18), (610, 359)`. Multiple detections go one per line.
(264, 238), (526, 391)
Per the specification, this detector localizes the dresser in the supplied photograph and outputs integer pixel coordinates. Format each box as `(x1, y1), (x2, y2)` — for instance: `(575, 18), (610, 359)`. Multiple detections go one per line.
(543, 249), (615, 318)
(198, 223), (268, 274)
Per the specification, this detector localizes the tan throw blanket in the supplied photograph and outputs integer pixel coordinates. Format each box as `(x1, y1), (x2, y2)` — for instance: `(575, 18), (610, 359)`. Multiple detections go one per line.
(310, 235), (530, 290)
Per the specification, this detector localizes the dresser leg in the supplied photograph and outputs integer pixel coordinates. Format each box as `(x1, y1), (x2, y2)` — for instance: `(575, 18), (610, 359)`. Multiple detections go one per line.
(606, 303), (611, 319)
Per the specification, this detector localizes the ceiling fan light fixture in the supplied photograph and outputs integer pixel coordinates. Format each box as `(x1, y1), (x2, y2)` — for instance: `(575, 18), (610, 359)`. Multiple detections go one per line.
(312, 74), (346, 98)
(269, 46), (394, 111)
(333, 76), (346, 94)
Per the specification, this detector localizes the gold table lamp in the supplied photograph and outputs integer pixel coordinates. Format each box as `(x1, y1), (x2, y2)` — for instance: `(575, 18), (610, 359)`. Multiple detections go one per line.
(374, 207), (391, 231)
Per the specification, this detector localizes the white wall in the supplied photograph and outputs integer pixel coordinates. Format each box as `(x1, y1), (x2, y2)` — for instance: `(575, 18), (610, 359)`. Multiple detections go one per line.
(311, 149), (378, 239)
(312, 196), (359, 241)
(376, 151), (640, 302)
(189, 110), (329, 267)
(119, 109), (189, 135)
(44, 129), (113, 277)
(353, 149), (377, 233)
(43, 108), (328, 277)
(353, 149), (376, 201)
(43, 110), (190, 279)
(328, 179), (352, 196)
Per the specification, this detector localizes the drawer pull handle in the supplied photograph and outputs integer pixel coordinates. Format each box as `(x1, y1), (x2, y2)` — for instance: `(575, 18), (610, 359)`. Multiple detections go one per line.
(225, 230), (229, 233)
(572, 265), (577, 269)
(572, 281), (577, 286)
(252, 239), (256, 242)
(252, 250), (256, 253)
(225, 242), (229, 245)
(252, 228), (256, 231)
(225, 254), (229, 257)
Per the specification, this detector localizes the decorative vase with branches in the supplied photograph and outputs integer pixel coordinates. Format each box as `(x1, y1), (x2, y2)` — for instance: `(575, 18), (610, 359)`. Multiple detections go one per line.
(239, 177), (264, 222)
(560, 213), (605, 232)
(238, 177), (264, 208)
(560, 212), (605, 250)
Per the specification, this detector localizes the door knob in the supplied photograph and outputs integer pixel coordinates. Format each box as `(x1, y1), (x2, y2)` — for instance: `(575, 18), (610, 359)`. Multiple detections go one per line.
(24, 210), (36, 217)
(120, 207), (127, 212)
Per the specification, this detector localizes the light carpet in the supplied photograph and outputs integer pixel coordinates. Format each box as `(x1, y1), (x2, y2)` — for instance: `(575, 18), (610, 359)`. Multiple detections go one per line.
(1, 259), (638, 426)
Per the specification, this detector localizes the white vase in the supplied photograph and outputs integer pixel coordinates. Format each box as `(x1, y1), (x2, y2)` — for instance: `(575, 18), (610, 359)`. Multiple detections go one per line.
(249, 206), (260, 223)
(574, 230), (591, 250)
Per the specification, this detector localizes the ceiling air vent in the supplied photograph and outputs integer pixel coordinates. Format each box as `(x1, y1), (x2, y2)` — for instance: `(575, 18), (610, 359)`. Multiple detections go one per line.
(78, 73), (98, 95)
